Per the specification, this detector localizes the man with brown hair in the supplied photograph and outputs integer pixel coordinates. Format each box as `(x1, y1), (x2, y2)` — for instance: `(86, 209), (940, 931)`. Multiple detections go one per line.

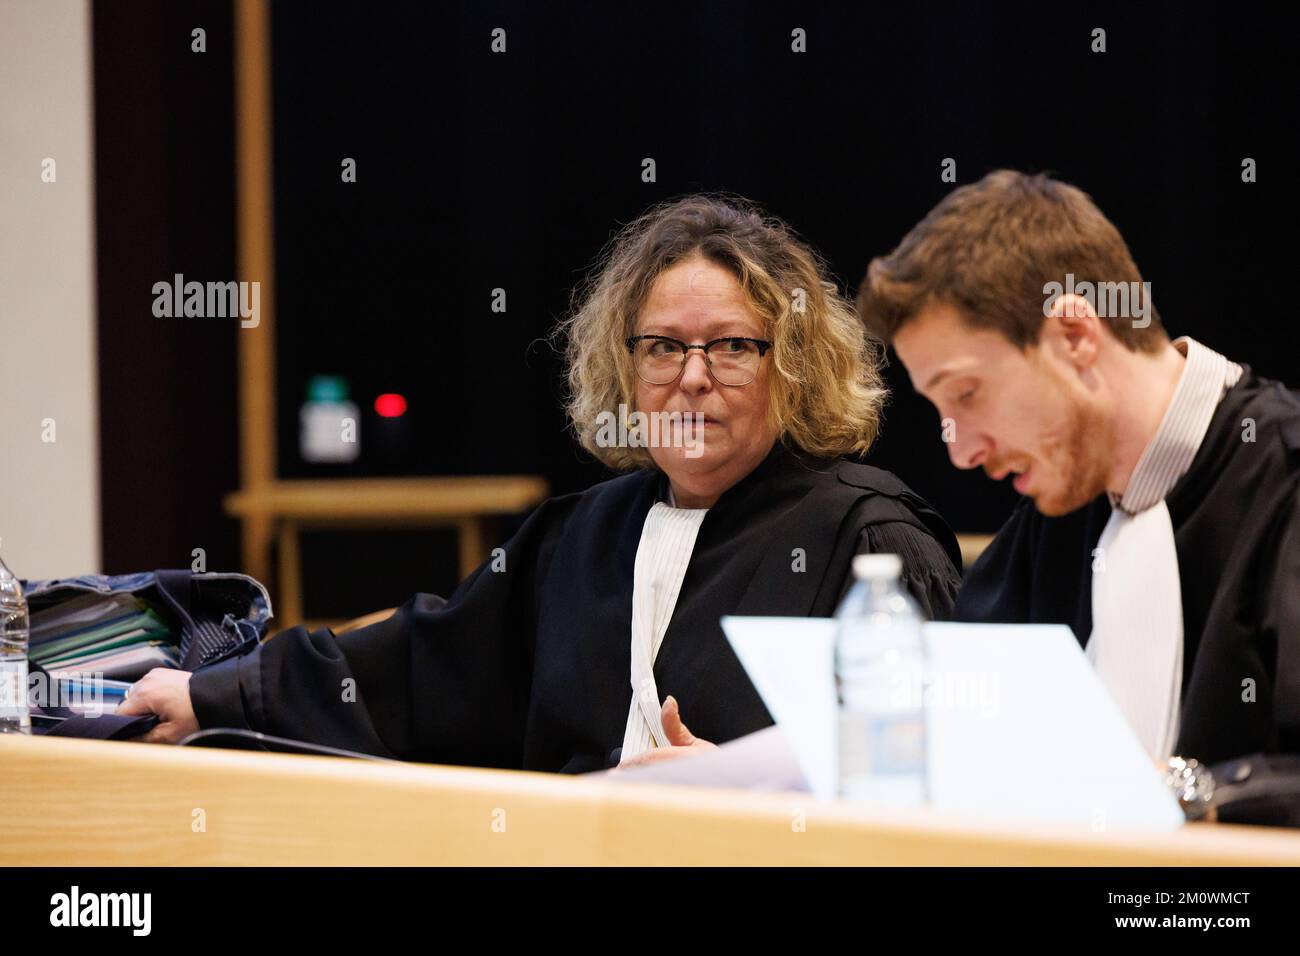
(858, 170), (1300, 766)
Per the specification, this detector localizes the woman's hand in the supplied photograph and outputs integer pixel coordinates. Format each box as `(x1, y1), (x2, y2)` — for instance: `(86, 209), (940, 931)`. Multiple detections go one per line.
(614, 695), (717, 770)
(117, 668), (199, 744)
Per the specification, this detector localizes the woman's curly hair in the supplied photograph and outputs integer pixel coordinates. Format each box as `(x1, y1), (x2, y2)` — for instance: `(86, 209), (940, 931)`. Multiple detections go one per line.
(552, 194), (887, 471)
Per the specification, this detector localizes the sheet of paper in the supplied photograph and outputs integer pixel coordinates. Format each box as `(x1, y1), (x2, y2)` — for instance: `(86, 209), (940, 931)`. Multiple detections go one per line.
(719, 616), (839, 798)
(607, 725), (806, 792)
(610, 618), (1184, 832)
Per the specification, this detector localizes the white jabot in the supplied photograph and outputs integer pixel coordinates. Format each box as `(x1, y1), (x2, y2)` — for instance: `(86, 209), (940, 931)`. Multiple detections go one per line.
(1088, 502), (1184, 759)
(1086, 337), (1240, 760)
(619, 489), (708, 762)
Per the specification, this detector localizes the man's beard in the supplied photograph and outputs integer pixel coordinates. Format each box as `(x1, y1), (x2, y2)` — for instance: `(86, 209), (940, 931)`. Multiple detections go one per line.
(1033, 400), (1114, 516)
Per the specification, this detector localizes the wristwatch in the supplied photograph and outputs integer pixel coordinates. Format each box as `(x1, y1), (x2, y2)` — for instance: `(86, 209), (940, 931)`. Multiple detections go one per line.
(1163, 755), (1216, 821)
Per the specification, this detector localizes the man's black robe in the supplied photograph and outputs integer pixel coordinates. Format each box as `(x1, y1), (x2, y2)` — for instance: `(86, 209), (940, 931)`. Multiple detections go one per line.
(190, 441), (962, 772)
(954, 371), (1300, 764)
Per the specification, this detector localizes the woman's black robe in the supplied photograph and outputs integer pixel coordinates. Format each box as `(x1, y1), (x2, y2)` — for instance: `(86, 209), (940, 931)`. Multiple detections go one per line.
(189, 441), (961, 772)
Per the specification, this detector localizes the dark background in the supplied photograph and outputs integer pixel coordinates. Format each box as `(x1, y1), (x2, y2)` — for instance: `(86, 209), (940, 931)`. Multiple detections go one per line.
(93, 1), (1293, 618)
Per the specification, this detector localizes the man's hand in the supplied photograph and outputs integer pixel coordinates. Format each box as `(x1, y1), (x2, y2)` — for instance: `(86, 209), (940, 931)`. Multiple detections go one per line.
(614, 695), (717, 770)
(116, 668), (199, 744)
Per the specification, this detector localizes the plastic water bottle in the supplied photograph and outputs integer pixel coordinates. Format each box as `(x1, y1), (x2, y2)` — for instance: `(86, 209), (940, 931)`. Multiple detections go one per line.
(834, 553), (927, 805)
(0, 553), (30, 734)
(0, 552), (31, 734)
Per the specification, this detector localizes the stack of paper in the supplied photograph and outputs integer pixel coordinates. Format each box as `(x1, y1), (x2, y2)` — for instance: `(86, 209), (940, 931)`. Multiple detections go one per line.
(29, 593), (178, 682)
(610, 618), (1185, 833)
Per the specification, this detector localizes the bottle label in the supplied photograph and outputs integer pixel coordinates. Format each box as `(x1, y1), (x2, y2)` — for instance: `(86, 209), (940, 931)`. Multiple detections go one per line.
(870, 713), (926, 774)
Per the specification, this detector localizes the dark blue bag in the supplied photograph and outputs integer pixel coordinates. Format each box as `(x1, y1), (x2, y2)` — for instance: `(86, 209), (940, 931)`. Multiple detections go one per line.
(19, 570), (273, 740)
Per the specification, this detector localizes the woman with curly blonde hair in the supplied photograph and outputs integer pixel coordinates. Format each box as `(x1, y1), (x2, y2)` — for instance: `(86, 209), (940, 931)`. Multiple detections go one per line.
(136, 195), (961, 775)
(556, 193), (887, 481)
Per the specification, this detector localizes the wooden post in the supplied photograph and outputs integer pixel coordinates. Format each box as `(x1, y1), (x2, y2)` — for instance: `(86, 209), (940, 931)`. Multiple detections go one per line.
(233, 0), (277, 592)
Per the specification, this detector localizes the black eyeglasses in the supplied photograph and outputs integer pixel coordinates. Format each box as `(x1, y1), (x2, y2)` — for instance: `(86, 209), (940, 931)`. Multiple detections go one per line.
(625, 334), (772, 387)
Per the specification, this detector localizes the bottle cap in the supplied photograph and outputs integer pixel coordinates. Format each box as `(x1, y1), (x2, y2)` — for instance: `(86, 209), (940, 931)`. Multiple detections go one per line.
(852, 553), (902, 580)
(307, 375), (349, 403)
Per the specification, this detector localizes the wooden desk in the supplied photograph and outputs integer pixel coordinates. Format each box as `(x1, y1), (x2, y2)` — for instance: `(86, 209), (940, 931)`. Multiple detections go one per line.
(6, 734), (1300, 866)
(224, 476), (548, 627)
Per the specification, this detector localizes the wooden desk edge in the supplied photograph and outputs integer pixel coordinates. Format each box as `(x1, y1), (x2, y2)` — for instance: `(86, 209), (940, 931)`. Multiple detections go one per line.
(6, 735), (1300, 866)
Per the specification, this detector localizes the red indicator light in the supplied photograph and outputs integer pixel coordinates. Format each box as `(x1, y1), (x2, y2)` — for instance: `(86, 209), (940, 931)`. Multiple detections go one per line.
(374, 393), (407, 418)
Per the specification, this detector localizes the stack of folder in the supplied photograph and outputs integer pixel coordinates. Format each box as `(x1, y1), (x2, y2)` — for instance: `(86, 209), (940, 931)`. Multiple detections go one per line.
(29, 593), (178, 702)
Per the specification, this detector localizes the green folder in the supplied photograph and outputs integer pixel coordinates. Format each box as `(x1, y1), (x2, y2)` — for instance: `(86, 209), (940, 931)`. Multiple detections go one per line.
(30, 608), (174, 663)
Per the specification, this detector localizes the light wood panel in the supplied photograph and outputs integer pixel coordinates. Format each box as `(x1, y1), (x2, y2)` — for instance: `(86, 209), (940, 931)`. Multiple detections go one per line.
(957, 534), (995, 568)
(6, 735), (1300, 866)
